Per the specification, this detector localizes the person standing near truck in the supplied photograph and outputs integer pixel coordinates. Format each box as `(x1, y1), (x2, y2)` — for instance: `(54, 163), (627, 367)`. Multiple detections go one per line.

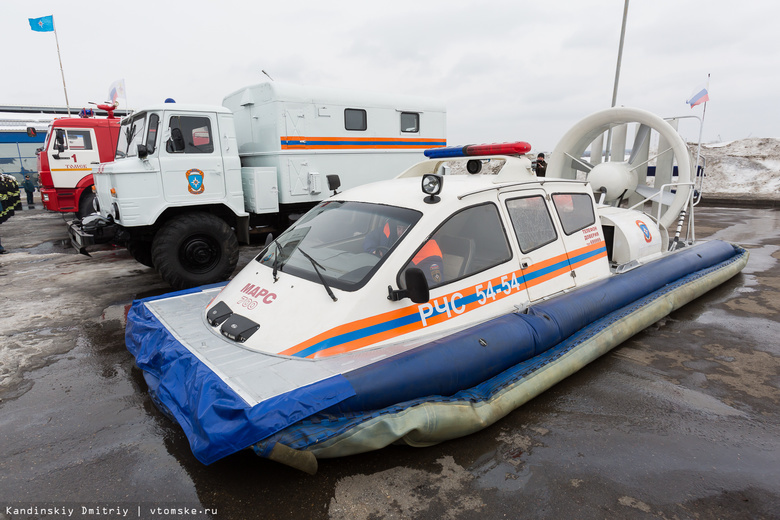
(22, 175), (36, 209)
(0, 172), (18, 253)
(0, 177), (6, 253)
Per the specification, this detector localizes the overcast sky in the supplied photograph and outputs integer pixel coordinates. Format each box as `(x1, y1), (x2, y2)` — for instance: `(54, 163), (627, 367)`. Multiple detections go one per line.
(3, 0), (778, 151)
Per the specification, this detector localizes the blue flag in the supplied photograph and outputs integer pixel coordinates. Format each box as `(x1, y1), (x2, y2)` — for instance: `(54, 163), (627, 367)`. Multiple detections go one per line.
(29, 15), (54, 32)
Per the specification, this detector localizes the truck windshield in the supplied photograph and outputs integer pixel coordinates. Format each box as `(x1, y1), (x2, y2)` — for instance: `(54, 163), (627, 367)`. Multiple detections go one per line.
(115, 113), (147, 159)
(256, 201), (421, 292)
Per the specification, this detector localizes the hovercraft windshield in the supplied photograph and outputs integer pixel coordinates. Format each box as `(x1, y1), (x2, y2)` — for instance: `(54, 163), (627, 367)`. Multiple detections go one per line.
(255, 201), (422, 292)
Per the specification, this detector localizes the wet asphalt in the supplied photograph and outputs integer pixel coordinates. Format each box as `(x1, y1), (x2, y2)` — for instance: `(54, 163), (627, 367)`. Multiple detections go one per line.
(0, 204), (778, 520)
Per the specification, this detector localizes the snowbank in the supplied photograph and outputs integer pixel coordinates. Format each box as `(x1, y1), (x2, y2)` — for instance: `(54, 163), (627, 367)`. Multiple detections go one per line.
(699, 138), (780, 197)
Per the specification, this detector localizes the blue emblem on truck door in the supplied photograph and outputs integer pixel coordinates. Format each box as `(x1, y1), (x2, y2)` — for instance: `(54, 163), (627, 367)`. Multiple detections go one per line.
(187, 168), (205, 194)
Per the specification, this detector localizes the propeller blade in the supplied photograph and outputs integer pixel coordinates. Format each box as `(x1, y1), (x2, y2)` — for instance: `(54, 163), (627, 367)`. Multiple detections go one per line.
(571, 158), (595, 172)
(634, 184), (676, 206)
(591, 134), (604, 165)
(629, 124), (650, 165)
(564, 152), (594, 172)
(609, 124), (627, 162)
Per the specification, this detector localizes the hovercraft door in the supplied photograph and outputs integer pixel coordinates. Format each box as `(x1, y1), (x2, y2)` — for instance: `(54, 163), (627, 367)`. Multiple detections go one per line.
(502, 191), (575, 301)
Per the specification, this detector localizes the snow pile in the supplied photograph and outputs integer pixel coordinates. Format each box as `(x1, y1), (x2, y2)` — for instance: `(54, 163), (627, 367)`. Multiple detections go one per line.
(699, 138), (780, 196)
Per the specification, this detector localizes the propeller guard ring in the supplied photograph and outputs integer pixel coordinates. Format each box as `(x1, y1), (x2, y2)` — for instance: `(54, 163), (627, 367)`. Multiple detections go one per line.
(547, 107), (692, 229)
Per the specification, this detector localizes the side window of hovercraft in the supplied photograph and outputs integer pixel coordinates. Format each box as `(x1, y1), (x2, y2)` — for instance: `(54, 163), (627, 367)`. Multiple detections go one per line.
(402, 203), (512, 289)
(551, 193), (596, 235)
(505, 195), (558, 253)
(166, 116), (214, 154)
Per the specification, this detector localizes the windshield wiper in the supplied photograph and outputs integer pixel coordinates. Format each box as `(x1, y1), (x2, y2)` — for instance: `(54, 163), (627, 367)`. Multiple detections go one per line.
(256, 237), (282, 281)
(272, 242), (280, 282)
(271, 238), (279, 283)
(297, 248), (337, 302)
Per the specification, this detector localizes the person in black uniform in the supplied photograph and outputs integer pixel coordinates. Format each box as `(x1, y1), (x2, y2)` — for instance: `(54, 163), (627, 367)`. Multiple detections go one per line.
(533, 153), (547, 177)
(0, 173), (18, 253)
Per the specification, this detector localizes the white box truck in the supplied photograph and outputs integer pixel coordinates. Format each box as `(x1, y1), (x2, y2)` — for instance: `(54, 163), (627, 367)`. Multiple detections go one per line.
(69, 82), (446, 289)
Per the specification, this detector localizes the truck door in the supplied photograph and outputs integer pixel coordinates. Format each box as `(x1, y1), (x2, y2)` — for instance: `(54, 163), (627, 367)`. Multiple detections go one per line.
(48, 127), (100, 189)
(283, 103), (312, 198)
(160, 112), (226, 203)
(501, 190), (576, 301)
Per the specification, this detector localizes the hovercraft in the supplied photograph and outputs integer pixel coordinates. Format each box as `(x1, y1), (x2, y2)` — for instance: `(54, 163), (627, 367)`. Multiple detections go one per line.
(126, 107), (748, 473)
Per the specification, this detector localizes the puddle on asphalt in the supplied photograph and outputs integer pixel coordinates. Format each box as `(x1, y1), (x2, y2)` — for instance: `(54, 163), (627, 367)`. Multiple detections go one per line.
(20, 239), (75, 255)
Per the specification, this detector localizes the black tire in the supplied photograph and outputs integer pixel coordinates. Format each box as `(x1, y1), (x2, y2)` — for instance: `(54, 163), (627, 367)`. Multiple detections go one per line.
(151, 213), (239, 290)
(127, 240), (154, 268)
(78, 190), (97, 219)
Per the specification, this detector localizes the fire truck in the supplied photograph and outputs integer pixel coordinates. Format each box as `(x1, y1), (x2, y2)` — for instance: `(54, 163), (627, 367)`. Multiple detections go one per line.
(37, 104), (122, 217)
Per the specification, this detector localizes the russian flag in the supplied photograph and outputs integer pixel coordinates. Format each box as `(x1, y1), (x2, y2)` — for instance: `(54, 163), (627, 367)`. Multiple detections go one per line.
(686, 84), (709, 108)
(109, 79), (126, 104)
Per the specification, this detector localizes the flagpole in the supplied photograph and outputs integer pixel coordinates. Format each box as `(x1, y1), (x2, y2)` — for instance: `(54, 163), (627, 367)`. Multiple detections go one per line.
(124, 81), (129, 114)
(52, 18), (71, 116)
(694, 73), (710, 174)
(611, 0), (630, 109)
(605, 0), (630, 161)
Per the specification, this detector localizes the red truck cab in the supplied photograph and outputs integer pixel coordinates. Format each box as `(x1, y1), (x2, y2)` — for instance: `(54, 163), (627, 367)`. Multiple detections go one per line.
(38, 106), (121, 217)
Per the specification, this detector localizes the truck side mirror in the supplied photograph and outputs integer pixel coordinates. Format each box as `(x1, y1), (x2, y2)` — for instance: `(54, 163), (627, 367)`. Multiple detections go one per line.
(170, 127), (186, 152)
(55, 129), (66, 153)
(137, 144), (149, 160)
(146, 114), (160, 154)
(327, 174), (341, 195)
(26, 127), (37, 138)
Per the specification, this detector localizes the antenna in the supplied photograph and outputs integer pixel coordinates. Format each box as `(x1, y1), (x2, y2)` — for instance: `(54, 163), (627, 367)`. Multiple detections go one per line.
(262, 70), (274, 81)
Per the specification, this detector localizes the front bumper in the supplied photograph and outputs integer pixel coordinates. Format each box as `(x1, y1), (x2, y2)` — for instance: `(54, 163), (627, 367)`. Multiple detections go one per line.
(68, 216), (117, 254)
(41, 187), (77, 213)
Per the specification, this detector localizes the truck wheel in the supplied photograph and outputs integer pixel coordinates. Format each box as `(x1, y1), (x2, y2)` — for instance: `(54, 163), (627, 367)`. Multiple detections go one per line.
(127, 240), (154, 268)
(151, 213), (239, 289)
(78, 191), (97, 219)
